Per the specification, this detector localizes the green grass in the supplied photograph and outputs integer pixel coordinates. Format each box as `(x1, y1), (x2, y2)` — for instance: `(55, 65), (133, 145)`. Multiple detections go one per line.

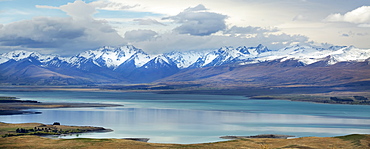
(0, 128), (16, 132)
(1, 131), (61, 138)
(64, 138), (112, 143)
(335, 134), (367, 146)
(0, 96), (17, 100)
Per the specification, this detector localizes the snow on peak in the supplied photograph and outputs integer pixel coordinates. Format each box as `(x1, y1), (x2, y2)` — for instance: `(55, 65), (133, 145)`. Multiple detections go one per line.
(152, 55), (171, 64)
(1, 44), (369, 70)
(329, 46), (370, 63)
(129, 50), (151, 68)
(241, 45), (370, 65)
(164, 50), (208, 69)
(1, 50), (40, 60)
(0, 50), (59, 64)
(73, 45), (150, 68)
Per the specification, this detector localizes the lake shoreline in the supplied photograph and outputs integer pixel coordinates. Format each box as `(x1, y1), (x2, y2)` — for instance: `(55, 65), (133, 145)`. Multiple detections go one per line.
(0, 122), (149, 142)
(1, 85), (370, 105)
(1, 122), (369, 148)
(0, 96), (123, 115)
(1, 89), (370, 147)
(1, 133), (369, 148)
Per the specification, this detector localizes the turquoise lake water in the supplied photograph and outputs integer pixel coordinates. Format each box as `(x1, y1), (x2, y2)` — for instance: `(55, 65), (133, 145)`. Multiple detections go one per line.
(1, 91), (370, 144)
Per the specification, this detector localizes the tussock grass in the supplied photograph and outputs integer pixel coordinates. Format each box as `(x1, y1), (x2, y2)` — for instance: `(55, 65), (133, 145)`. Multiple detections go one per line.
(1, 123), (370, 149)
(1, 135), (370, 149)
(335, 134), (368, 146)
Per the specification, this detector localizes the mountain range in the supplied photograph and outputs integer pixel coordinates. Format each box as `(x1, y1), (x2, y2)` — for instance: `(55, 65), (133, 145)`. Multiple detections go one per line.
(0, 44), (369, 87)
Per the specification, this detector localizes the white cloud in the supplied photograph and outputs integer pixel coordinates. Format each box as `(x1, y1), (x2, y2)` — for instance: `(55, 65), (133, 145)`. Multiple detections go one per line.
(90, 1), (139, 10)
(292, 15), (306, 21)
(358, 24), (370, 27)
(35, 5), (59, 9)
(225, 26), (279, 35)
(184, 4), (207, 12)
(342, 33), (349, 37)
(60, 0), (97, 21)
(130, 32), (310, 54)
(133, 18), (165, 26)
(124, 29), (157, 42)
(164, 4), (227, 36)
(0, 0), (125, 55)
(326, 6), (370, 25)
(3, 0), (370, 55)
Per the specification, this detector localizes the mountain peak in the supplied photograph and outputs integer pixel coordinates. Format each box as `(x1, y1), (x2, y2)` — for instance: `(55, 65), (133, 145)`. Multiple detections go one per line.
(256, 44), (266, 49)
(0, 44), (369, 85)
(255, 44), (270, 54)
(1, 50), (40, 59)
(1, 44), (369, 70)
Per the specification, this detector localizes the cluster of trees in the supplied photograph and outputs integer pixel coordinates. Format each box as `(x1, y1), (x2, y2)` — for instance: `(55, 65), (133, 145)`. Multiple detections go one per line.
(327, 96), (370, 105)
(14, 127), (88, 135)
(353, 96), (368, 100)
(330, 97), (354, 102)
(15, 127), (63, 133)
(2, 126), (92, 138)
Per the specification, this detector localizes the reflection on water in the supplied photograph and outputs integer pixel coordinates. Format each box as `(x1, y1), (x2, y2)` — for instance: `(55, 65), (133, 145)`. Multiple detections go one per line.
(2, 107), (370, 143)
(0, 91), (370, 144)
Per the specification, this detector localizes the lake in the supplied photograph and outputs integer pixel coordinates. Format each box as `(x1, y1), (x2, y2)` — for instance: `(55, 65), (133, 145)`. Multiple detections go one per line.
(1, 90), (370, 144)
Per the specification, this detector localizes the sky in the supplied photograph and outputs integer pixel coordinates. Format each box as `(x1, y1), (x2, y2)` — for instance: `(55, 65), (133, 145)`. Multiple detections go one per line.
(0, 0), (370, 55)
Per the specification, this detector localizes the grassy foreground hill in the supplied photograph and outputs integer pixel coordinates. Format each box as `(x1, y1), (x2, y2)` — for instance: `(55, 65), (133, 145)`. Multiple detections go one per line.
(1, 134), (370, 149)
(0, 122), (111, 138)
(1, 122), (370, 149)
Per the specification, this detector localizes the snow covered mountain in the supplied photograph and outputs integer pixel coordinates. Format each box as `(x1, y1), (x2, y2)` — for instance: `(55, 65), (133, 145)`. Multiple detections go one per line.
(0, 44), (369, 85)
(245, 45), (370, 65)
(67, 45), (151, 69)
(164, 44), (370, 68)
(1, 44), (369, 70)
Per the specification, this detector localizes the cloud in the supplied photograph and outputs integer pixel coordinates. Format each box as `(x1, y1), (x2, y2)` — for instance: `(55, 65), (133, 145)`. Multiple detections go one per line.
(35, 5), (59, 9)
(37, 1), (139, 11)
(184, 4), (207, 11)
(86, 0), (370, 50)
(225, 26), (279, 35)
(164, 4), (227, 36)
(339, 31), (369, 37)
(325, 6), (370, 26)
(292, 15), (306, 21)
(0, 0), (125, 55)
(59, 0), (97, 21)
(130, 32), (310, 54)
(133, 18), (166, 26)
(357, 32), (369, 36)
(90, 1), (139, 10)
(124, 29), (158, 42)
(358, 24), (370, 27)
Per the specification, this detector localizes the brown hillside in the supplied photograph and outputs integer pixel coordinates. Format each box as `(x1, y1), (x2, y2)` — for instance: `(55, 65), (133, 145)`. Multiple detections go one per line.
(157, 60), (370, 88)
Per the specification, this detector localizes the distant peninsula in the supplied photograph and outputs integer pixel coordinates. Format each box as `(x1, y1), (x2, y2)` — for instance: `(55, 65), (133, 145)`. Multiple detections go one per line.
(0, 96), (122, 115)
